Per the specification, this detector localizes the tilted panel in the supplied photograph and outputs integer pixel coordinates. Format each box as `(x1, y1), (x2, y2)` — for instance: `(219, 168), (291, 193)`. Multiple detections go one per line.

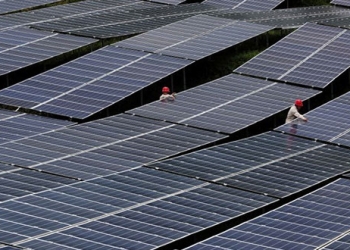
(276, 91), (350, 147)
(0, 0), (60, 14)
(30, 3), (222, 39)
(150, 131), (350, 198)
(0, 27), (96, 79)
(235, 23), (350, 88)
(128, 74), (320, 134)
(0, 109), (74, 145)
(0, 168), (203, 247)
(116, 15), (272, 60)
(0, 114), (225, 180)
(186, 178), (350, 250)
(0, 46), (193, 120)
(17, 180), (275, 250)
(331, 0), (350, 7)
(202, 0), (282, 10)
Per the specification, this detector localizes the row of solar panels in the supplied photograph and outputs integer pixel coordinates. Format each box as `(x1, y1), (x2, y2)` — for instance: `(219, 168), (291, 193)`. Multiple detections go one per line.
(0, 128), (350, 249)
(3, 16), (350, 122)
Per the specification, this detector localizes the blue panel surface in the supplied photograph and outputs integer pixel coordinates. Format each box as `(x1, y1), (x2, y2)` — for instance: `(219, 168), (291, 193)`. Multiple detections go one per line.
(186, 178), (350, 250)
(202, 0), (283, 10)
(19, 182), (275, 250)
(128, 74), (320, 134)
(235, 23), (350, 88)
(0, 27), (96, 78)
(0, 0), (60, 14)
(0, 47), (193, 120)
(275, 92), (350, 146)
(116, 15), (272, 60)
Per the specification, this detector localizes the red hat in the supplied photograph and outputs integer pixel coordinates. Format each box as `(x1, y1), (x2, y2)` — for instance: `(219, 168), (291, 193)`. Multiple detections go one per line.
(295, 99), (303, 107)
(162, 86), (170, 93)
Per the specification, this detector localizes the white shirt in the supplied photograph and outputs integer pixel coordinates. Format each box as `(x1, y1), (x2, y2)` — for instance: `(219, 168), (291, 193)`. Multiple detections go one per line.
(286, 105), (306, 123)
(160, 93), (175, 102)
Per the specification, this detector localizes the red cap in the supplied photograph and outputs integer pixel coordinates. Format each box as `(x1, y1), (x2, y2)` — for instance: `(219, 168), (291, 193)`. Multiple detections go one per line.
(295, 99), (303, 107)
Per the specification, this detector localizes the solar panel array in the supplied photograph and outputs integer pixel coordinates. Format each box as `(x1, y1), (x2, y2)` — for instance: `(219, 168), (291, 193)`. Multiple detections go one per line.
(0, 0), (60, 15)
(145, 0), (187, 5)
(116, 15), (272, 60)
(0, 46), (193, 120)
(202, 0), (283, 11)
(235, 22), (350, 89)
(31, 3), (222, 39)
(0, 0), (145, 31)
(0, 109), (74, 145)
(0, 167), (76, 202)
(0, 27), (96, 78)
(149, 131), (350, 198)
(186, 178), (350, 249)
(210, 5), (350, 29)
(0, 167), (276, 250)
(276, 91), (350, 147)
(332, 0), (350, 7)
(0, 113), (225, 180)
(127, 74), (320, 134)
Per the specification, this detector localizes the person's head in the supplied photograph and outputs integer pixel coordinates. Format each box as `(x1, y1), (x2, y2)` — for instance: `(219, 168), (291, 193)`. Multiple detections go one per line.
(295, 99), (303, 109)
(162, 86), (170, 94)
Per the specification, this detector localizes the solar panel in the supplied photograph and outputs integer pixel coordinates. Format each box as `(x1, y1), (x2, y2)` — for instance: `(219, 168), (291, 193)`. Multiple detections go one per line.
(318, 16), (350, 29)
(0, 168), (203, 247)
(149, 131), (350, 198)
(202, 0), (283, 11)
(332, 0), (350, 7)
(127, 74), (320, 134)
(0, 27), (97, 79)
(4, 173), (275, 250)
(0, 113), (225, 180)
(0, 0), (145, 31)
(0, 168), (76, 202)
(275, 92), (350, 147)
(0, 0), (60, 14)
(210, 5), (350, 29)
(0, 109), (74, 145)
(116, 15), (272, 60)
(186, 178), (350, 249)
(0, 46), (193, 120)
(147, 0), (187, 5)
(235, 22), (350, 89)
(30, 3), (222, 39)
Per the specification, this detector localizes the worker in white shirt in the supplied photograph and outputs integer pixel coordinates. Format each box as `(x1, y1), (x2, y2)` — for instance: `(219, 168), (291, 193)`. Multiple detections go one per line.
(286, 99), (307, 123)
(159, 86), (176, 102)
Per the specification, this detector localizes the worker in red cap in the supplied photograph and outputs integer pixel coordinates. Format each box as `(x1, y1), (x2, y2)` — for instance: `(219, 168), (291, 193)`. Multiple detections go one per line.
(286, 99), (307, 123)
(160, 86), (176, 102)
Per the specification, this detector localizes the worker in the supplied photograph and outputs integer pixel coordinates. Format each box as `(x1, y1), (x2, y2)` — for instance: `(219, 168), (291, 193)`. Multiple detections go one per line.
(160, 86), (176, 102)
(286, 99), (307, 123)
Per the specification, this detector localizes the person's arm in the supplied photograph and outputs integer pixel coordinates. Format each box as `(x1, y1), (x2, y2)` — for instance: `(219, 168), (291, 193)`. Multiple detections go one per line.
(293, 108), (307, 121)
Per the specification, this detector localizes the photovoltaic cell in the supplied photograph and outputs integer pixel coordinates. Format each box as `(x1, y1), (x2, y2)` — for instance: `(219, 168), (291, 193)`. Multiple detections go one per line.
(210, 5), (350, 29)
(275, 92), (350, 147)
(150, 131), (350, 198)
(30, 3), (222, 39)
(0, 0), (145, 31)
(202, 0), (283, 11)
(235, 22), (350, 89)
(0, 109), (74, 145)
(0, 168), (203, 247)
(331, 0), (350, 7)
(0, 168), (76, 202)
(17, 180), (275, 250)
(0, 27), (96, 79)
(127, 74), (320, 134)
(0, 46), (193, 120)
(186, 178), (350, 250)
(0, 0), (60, 14)
(0, 113), (225, 180)
(116, 15), (272, 60)
(147, 0), (187, 4)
